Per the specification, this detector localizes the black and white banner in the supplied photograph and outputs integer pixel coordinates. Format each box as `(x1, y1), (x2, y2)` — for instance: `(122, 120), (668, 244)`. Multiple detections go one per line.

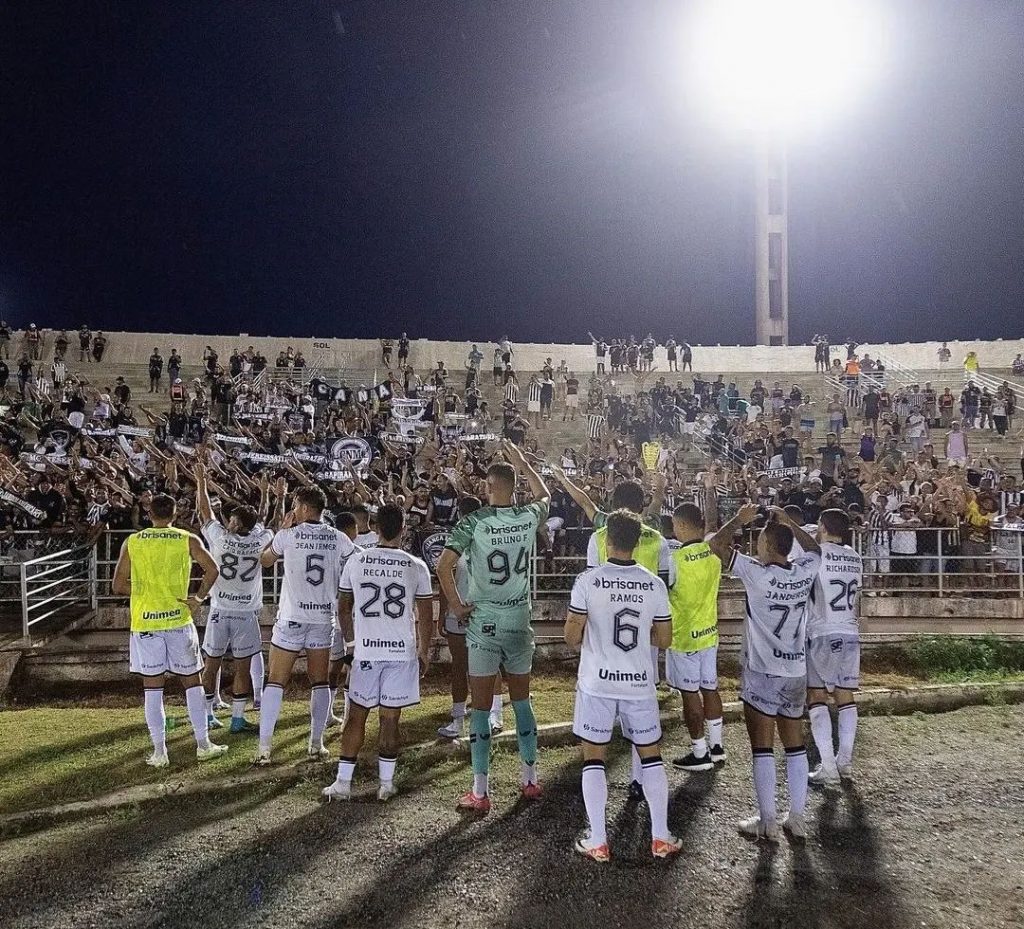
(0, 488), (46, 521)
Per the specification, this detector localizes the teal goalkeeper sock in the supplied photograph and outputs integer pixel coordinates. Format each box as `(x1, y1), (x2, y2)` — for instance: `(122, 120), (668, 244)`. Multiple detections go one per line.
(469, 709), (491, 775)
(511, 699), (538, 766)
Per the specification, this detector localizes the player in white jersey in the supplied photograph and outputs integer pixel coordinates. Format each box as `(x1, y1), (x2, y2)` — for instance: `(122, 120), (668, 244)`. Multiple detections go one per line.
(437, 495), (482, 740)
(806, 509), (863, 786)
(323, 504), (433, 801)
(327, 512), (361, 728)
(565, 510), (681, 862)
(196, 464), (273, 734)
(708, 504), (821, 842)
(254, 486), (354, 765)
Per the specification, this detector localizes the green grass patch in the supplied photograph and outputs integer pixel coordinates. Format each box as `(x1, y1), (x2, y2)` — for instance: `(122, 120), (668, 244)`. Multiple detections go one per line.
(903, 636), (1024, 678)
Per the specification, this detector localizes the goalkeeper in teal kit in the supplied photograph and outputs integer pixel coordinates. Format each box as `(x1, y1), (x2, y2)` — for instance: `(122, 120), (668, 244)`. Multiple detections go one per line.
(437, 440), (549, 813)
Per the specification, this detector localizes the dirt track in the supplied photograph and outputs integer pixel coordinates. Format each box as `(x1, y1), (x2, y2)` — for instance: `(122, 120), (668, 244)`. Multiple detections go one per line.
(1, 703), (1021, 929)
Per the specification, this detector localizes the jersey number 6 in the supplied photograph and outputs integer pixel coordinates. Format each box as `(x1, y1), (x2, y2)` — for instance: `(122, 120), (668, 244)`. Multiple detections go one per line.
(613, 608), (640, 652)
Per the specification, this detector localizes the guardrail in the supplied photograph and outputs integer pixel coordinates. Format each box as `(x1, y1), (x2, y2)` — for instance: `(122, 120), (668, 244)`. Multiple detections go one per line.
(2, 525), (1021, 610)
(18, 545), (97, 639)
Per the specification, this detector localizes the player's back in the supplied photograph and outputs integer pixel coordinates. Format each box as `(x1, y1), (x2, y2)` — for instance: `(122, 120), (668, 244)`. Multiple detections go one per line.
(668, 540), (721, 652)
(273, 521), (353, 624)
(730, 551), (820, 677)
(571, 562), (670, 700)
(342, 547), (432, 661)
(808, 541), (862, 637)
(445, 502), (547, 615)
(204, 520), (273, 611)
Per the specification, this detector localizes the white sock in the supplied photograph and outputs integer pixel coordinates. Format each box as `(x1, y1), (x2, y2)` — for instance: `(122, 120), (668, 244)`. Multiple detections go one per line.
(231, 695), (247, 721)
(490, 694), (502, 716)
(809, 703), (837, 771)
(185, 685), (211, 749)
(337, 756), (356, 785)
(581, 760), (608, 845)
(144, 688), (166, 755)
(785, 747), (809, 816)
(451, 700), (467, 720)
(473, 773), (488, 797)
(650, 645), (661, 683)
(309, 685), (331, 746)
(640, 756), (670, 841)
(692, 736), (708, 758)
(707, 717), (723, 749)
(837, 704), (858, 766)
(214, 666), (223, 699)
(258, 683), (284, 752)
(205, 690), (216, 714)
(250, 651), (265, 704)
(630, 744), (643, 783)
(378, 754), (397, 787)
(521, 761), (537, 786)
(752, 749), (777, 823)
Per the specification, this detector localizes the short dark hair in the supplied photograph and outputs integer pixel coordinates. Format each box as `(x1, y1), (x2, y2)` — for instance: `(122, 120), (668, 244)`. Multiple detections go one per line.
(762, 520), (793, 557)
(294, 486), (326, 514)
(610, 480), (645, 514)
(350, 503), (369, 518)
(819, 508), (850, 542)
(232, 505), (258, 535)
(334, 511), (357, 534)
(672, 502), (704, 529)
(459, 495), (482, 518)
(487, 461), (516, 490)
(151, 494), (176, 520)
(376, 503), (405, 542)
(783, 505), (804, 524)
(606, 508), (642, 554)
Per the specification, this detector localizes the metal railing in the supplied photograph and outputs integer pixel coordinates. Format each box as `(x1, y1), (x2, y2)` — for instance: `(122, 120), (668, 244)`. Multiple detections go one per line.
(2, 525), (1022, 610)
(18, 545), (97, 638)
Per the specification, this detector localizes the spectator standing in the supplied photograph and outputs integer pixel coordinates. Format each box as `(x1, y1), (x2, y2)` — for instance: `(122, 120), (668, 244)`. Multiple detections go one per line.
(51, 353), (67, 393)
(92, 331), (107, 362)
(54, 329), (69, 359)
(937, 342), (951, 366)
(944, 421), (969, 467)
(0, 319), (10, 358)
(26, 323), (42, 360)
(78, 325), (91, 362)
(0, 357), (8, 390)
(167, 350), (182, 383)
(148, 348), (164, 393)
(17, 353), (33, 396)
(963, 350), (979, 376)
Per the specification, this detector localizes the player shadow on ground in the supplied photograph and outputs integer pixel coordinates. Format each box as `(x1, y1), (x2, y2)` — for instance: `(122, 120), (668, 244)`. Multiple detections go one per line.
(736, 788), (913, 929)
(0, 721), (142, 780)
(0, 778), (295, 922)
(0, 711), (311, 819)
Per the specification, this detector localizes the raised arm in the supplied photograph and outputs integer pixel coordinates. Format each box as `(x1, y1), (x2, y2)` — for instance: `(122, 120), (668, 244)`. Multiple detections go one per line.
(768, 505), (821, 556)
(550, 465), (598, 522)
(503, 439), (548, 505)
(195, 462), (216, 527)
(708, 502), (758, 564)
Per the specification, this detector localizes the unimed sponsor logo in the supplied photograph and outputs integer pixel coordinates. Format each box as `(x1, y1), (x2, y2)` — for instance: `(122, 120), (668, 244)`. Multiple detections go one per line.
(143, 609), (181, 621)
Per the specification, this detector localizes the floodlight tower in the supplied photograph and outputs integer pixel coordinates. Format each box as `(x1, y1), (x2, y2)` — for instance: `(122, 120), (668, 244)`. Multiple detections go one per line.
(687, 0), (882, 345)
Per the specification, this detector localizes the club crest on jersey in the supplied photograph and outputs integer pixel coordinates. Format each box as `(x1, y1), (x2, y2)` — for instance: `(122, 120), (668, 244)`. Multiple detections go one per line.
(481, 623), (496, 636)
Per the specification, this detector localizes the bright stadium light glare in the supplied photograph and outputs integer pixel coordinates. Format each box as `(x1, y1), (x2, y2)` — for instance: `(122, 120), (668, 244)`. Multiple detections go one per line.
(685, 0), (884, 134)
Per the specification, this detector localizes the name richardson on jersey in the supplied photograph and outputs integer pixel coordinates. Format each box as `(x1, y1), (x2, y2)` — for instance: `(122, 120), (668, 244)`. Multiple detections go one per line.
(824, 550), (861, 571)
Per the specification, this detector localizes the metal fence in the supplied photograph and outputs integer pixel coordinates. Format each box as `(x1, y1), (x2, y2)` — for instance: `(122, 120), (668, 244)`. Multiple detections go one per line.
(17, 545), (97, 638)
(1, 524), (1022, 610)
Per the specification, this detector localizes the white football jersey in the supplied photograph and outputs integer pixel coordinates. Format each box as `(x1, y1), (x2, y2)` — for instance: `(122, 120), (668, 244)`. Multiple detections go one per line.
(569, 562), (671, 700)
(272, 522), (354, 625)
(807, 541), (862, 637)
(204, 520), (273, 611)
(341, 547), (433, 661)
(730, 551), (821, 676)
(446, 555), (470, 618)
(354, 530), (378, 549)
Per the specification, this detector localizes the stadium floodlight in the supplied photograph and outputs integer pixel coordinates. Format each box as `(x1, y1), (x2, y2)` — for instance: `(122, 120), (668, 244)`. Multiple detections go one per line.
(685, 0), (884, 135)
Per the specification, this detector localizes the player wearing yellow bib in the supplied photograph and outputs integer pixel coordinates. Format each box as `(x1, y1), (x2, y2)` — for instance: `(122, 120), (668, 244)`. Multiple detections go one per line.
(666, 478), (725, 772)
(112, 493), (226, 768)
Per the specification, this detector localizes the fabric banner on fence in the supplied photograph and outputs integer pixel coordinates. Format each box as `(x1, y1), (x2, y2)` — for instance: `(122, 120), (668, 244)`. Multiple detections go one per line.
(116, 425), (153, 438)
(214, 433), (251, 446)
(242, 452), (288, 465)
(759, 467), (803, 480)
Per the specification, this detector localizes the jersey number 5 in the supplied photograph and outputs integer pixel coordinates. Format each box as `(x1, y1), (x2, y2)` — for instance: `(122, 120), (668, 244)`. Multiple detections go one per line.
(305, 554), (325, 587)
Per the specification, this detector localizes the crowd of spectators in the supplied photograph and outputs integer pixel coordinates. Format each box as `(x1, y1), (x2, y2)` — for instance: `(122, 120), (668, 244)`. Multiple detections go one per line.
(0, 326), (1022, 598)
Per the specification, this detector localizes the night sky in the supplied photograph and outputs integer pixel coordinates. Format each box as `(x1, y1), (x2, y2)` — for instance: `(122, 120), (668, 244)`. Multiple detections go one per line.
(2, 1), (1023, 345)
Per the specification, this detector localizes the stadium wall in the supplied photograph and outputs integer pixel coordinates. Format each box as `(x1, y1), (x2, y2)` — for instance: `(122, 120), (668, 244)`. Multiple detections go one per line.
(9, 330), (1024, 375)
